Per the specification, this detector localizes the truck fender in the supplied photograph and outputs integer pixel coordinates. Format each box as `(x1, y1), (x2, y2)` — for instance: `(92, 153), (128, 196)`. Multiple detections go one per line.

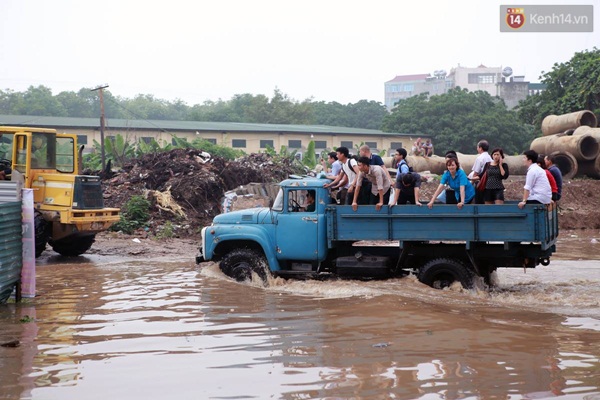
(205, 226), (281, 271)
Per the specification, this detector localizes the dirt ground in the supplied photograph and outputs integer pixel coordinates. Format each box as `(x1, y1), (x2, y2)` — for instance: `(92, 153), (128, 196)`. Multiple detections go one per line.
(90, 150), (600, 258)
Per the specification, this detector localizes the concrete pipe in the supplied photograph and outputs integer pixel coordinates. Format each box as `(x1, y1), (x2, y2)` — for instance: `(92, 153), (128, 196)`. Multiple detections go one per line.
(530, 134), (599, 161)
(541, 110), (597, 136)
(383, 155), (447, 175)
(577, 157), (600, 179)
(550, 151), (578, 179)
(573, 126), (600, 142)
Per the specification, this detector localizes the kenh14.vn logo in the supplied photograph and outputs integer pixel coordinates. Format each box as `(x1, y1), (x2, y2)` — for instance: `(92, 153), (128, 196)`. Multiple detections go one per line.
(506, 7), (525, 29)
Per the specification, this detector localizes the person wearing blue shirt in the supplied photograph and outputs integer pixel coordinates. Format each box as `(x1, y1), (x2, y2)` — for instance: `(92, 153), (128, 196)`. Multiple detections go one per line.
(428, 157), (475, 209)
(394, 148), (410, 175)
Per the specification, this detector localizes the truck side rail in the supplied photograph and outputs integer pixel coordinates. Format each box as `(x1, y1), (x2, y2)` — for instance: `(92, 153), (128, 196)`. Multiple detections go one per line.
(326, 202), (558, 251)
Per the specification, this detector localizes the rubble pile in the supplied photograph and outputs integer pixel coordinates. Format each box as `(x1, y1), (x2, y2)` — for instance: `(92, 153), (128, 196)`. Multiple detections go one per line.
(101, 149), (304, 235)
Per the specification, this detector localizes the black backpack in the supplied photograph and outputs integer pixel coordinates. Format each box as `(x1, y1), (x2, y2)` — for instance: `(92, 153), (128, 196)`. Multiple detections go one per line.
(399, 160), (414, 173)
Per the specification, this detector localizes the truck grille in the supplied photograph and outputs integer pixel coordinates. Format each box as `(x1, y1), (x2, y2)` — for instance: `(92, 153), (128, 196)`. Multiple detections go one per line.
(73, 176), (105, 209)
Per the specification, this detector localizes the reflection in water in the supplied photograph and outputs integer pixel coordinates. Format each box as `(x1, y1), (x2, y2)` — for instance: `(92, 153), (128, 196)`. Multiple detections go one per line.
(0, 258), (598, 399)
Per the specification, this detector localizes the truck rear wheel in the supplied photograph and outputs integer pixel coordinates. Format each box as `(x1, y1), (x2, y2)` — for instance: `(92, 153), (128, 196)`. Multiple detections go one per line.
(220, 248), (268, 283)
(50, 235), (96, 257)
(418, 258), (475, 289)
(34, 212), (50, 258)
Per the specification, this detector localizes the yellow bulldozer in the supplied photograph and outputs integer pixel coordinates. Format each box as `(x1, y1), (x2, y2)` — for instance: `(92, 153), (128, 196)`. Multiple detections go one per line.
(0, 126), (120, 257)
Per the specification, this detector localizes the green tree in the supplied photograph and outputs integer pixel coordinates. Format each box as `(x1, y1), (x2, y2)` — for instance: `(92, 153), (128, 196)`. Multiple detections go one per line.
(382, 88), (534, 155)
(12, 85), (67, 116)
(517, 47), (600, 132)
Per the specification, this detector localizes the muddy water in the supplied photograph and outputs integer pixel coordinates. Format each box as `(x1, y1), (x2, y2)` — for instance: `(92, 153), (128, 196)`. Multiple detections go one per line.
(1, 235), (599, 400)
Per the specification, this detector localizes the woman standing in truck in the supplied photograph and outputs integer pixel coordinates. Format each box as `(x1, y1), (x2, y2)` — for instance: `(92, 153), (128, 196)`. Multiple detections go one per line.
(483, 148), (510, 204)
(428, 157), (475, 209)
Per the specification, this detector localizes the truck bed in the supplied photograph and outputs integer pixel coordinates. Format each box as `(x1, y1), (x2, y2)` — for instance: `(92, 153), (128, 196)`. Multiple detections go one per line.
(326, 202), (558, 251)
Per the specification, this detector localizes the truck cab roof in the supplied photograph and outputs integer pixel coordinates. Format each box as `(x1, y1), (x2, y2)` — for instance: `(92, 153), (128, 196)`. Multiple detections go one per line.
(279, 175), (328, 189)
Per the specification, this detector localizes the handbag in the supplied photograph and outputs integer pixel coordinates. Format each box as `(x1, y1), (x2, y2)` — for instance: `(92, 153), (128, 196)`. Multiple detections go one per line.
(476, 163), (489, 192)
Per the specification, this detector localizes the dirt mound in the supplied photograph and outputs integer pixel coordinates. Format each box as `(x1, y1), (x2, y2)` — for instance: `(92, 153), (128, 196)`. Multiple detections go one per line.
(101, 150), (304, 236)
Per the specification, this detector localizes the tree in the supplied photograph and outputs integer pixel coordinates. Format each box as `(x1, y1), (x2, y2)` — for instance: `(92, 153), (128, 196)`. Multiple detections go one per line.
(382, 88), (534, 155)
(517, 47), (600, 132)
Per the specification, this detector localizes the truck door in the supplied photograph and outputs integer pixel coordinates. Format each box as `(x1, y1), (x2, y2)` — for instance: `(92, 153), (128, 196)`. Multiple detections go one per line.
(275, 188), (319, 260)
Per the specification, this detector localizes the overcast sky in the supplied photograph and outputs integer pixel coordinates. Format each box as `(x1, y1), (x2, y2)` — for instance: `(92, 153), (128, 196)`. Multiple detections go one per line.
(0, 0), (597, 106)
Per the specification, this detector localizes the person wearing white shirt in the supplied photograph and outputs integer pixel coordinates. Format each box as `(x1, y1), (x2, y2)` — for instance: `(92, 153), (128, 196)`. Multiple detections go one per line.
(518, 150), (552, 208)
(470, 140), (492, 204)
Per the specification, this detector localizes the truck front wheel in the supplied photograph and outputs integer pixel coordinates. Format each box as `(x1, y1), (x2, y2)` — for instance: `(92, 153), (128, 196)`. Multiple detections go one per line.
(220, 249), (268, 283)
(418, 258), (475, 289)
(50, 235), (96, 257)
(34, 212), (50, 258)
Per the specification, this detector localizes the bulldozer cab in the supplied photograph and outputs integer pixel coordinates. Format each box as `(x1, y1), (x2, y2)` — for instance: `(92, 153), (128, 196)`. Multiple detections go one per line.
(2, 127), (78, 185)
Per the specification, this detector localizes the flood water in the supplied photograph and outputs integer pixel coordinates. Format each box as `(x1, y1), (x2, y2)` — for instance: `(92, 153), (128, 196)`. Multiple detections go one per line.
(1, 233), (599, 400)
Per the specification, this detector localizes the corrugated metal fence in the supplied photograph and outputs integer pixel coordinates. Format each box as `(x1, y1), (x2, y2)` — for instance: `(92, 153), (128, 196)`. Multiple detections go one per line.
(0, 181), (23, 304)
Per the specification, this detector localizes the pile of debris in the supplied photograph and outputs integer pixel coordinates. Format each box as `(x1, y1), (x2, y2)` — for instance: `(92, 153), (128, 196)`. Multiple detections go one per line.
(100, 149), (304, 236)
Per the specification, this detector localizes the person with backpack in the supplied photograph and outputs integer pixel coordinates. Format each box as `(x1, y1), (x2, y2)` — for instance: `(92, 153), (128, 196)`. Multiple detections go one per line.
(324, 146), (360, 205)
(394, 148), (411, 175)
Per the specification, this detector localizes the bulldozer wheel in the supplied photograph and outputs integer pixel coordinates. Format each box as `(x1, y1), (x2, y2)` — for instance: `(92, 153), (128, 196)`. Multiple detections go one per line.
(34, 212), (50, 258)
(50, 235), (96, 257)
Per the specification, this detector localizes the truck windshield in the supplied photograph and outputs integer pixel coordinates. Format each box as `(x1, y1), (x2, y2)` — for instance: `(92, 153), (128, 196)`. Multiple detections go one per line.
(31, 132), (57, 169)
(272, 189), (284, 211)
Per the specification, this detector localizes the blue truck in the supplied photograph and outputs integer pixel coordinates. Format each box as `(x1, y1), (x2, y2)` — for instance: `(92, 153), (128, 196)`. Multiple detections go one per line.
(196, 177), (558, 289)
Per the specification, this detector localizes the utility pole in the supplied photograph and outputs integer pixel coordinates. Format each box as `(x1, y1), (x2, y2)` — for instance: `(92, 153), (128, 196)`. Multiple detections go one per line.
(91, 85), (109, 170)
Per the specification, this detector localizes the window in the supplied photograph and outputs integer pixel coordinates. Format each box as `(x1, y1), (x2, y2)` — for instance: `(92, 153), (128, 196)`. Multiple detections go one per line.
(287, 189), (316, 213)
(232, 139), (246, 148)
(199, 138), (217, 144)
(77, 135), (88, 145)
(366, 141), (377, 150)
(314, 140), (327, 148)
(468, 73), (496, 84)
(403, 84), (414, 92)
(288, 139), (302, 148)
(260, 139), (274, 148)
(340, 141), (352, 148)
(141, 136), (153, 144)
(390, 141), (403, 149)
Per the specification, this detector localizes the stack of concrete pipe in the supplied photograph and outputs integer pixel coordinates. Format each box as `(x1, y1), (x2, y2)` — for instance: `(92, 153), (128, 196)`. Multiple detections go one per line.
(530, 110), (600, 179)
(383, 153), (527, 176)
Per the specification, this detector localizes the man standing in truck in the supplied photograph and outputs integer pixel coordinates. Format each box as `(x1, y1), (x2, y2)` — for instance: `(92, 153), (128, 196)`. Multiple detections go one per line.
(519, 150), (552, 209)
(470, 140), (492, 204)
(324, 146), (360, 205)
(352, 156), (391, 211)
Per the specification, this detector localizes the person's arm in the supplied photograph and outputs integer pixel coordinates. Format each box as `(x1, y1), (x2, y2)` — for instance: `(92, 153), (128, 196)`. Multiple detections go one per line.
(391, 184), (400, 207)
(324, 171), (342, 188)
(351, 177), (361, 211)
(428, 184), (445, 208)
(414, 187), (421, 206)
(376, 188), (384, 211)
(518, 189), (530, 209)
(457, 186), (466, 209)
(500, 163), (509, 179)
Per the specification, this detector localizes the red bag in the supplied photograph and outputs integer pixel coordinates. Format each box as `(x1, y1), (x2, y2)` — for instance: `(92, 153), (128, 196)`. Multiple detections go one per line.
(476, 171), (487, 192)
(476, 162), (490, 192)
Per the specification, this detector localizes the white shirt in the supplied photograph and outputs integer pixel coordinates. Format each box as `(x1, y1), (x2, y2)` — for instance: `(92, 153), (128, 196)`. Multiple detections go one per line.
(469, 152), (492, 179)
(341, 158), (358, 188)
(524, 163), (552, 204)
